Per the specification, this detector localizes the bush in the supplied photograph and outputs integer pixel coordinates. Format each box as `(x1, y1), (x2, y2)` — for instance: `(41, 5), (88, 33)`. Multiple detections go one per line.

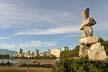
(60, 45), (79, 59)
(52, 58), (108, 72)
(52, 59), (72, 72)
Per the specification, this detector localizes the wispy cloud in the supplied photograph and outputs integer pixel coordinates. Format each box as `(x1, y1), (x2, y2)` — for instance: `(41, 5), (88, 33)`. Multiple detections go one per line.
(15, 26), (80, 35)
(0, 2), (80, 29)
(0, 3), (54, 29)
(0, 40), (56, 50)
(0, 26), (80, 39)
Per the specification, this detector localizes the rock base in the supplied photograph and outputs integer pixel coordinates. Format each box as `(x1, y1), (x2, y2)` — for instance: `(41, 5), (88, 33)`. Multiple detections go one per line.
(88, 42), (107, 60)
(79, 36), (108, 60)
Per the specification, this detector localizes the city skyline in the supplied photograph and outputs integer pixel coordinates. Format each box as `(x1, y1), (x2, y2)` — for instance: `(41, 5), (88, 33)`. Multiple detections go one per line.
(0, 0), (108, 52)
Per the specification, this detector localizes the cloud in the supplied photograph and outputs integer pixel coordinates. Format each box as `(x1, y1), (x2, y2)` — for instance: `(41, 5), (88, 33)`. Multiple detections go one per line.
(0, 3), (54, 29)
(0, 35), (14, 39)
(15, 26), (80, 35)
(0, 43), (16, 49)
(0, 2), (81, 29)
(0, 40), (56, 50)
(0, 25), (80, 40)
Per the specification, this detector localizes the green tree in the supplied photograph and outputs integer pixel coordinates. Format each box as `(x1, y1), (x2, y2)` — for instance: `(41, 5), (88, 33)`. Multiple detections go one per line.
(60, 45), (79, 59)
(64, 46), (69, 51)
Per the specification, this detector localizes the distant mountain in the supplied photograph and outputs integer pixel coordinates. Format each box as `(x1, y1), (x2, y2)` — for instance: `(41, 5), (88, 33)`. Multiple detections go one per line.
(0, 49), (16, 54)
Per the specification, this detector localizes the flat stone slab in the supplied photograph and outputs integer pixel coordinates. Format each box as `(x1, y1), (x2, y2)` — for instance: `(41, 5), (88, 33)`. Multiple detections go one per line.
(80, 36), (100, 44)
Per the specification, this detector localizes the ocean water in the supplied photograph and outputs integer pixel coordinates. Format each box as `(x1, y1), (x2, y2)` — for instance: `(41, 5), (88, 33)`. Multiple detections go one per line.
(0, 59), (25, 64)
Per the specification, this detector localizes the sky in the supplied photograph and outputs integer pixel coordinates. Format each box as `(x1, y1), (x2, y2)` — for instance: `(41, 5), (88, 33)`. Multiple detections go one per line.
(0, 0), (108, 52)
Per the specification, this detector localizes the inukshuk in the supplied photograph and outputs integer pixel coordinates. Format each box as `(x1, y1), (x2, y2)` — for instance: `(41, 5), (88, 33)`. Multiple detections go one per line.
(79, 8), (107, 60)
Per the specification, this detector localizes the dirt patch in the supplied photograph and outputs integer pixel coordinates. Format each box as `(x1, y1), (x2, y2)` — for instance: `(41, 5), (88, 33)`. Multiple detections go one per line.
(0, 67), (52, 72)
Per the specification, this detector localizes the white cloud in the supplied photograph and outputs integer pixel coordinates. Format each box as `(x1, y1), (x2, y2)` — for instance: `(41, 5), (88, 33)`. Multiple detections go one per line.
(15, 26), (80, 35)
(0, 35), (14, 39)
(0, 3), (54, 29)
(0, 40), (56, 50)
(0, 43), (16, 49)
(19, 40), (56, 48)
(0, 25), (80, 39)
(0, 2), (80, 29)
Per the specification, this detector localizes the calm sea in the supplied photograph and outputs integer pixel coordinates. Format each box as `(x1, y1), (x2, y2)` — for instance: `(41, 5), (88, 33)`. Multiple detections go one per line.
(0, 59), (26, 64)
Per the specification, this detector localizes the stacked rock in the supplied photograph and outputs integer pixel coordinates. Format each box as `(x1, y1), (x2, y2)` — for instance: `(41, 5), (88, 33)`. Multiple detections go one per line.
(79, 8), (107, 60)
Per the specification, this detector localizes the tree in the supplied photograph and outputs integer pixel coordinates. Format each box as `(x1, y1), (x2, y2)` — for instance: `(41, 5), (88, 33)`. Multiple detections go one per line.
(64, 46), (69, 51)
(60, 45), (79, 59)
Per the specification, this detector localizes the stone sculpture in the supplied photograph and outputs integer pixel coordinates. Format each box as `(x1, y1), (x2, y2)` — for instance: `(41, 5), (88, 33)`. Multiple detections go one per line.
(79, 8), (107, 60)
(80, 8), (96, 38)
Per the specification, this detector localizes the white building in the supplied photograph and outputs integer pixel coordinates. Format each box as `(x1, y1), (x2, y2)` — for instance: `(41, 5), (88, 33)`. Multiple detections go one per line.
(50, 48), (61, 58)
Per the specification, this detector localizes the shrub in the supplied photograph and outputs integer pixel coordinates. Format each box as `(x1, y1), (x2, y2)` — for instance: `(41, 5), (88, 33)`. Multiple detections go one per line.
(52, 58), (108, 72)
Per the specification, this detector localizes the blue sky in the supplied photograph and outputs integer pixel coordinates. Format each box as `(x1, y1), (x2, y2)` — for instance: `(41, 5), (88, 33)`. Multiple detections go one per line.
(0, 0), (108, 52)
